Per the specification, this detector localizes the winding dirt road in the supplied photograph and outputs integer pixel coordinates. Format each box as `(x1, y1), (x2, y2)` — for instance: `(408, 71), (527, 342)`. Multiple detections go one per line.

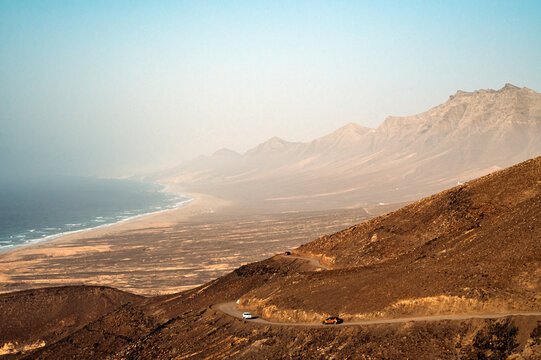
(214, 301), (541, 327)
(213, 255), (541, 327)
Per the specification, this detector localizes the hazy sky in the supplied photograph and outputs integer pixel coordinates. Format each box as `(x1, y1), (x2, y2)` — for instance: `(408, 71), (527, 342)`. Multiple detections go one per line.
(1, 1), (540, 177)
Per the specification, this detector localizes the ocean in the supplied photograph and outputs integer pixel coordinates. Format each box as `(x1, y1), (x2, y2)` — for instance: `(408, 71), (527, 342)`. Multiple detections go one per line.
(0, 176), (191, 252)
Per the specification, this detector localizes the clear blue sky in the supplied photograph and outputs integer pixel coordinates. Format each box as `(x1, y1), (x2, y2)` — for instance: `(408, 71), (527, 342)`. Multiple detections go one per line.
(1, 1), (540, 177)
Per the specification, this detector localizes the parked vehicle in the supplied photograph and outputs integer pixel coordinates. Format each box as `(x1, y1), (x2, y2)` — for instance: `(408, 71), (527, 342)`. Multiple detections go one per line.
(242, 312), (255, 319)
(322, 316), (343, 325)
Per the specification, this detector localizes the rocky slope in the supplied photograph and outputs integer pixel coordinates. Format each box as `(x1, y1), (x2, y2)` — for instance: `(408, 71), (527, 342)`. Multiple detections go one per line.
(240, 157), (541, 322)
(3, 257), (541, 360)
(1, 157), (540, 359)
(161, 84), (541, 211)
(0, 286), (142, 356)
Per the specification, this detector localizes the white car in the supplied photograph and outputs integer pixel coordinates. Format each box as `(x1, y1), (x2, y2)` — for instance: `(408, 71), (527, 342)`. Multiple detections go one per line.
(242, 312), (255, 319)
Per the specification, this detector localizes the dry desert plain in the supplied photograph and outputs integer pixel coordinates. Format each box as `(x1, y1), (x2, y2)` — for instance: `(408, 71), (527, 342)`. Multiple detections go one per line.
(0, 191), (401, 295)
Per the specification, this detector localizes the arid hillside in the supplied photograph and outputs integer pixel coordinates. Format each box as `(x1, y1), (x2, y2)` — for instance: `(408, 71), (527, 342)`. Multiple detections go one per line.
(241, 157), (541, 322)
(160, 84), (541, 211)
(0, 286), (142, 357)
(1, 157), (540, 359)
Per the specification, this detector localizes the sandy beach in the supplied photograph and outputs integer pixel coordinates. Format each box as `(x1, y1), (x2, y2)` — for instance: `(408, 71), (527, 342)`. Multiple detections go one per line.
(0, 191), (386, 295)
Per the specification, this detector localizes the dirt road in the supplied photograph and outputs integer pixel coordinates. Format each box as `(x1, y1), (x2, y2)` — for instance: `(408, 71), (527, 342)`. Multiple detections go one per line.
(214, 301), (541, 327)
(215, 255), (541, 327)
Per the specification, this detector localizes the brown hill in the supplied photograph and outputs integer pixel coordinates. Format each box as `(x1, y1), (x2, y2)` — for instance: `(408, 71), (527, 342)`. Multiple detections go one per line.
(1, 157), (540, 359)
(240, 157), (541, 322)
(161, 84), (541, 211)
(4, 257), (540, 359)
(0, 286), (141, 356)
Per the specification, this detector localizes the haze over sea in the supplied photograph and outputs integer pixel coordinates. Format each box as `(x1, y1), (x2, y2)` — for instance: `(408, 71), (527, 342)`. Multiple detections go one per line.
(0, 176), (190, 252)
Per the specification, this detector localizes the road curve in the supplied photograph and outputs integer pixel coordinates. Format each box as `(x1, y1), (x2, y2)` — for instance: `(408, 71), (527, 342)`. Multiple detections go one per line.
(214, 301), (541, 327)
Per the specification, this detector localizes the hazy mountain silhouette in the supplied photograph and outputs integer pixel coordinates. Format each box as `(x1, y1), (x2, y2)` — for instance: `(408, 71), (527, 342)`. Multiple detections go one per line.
(161, 84), (541, 210)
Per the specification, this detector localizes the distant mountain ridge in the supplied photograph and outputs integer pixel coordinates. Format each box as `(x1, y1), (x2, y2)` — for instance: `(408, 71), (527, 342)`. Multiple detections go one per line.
(160, 84), (541, 211)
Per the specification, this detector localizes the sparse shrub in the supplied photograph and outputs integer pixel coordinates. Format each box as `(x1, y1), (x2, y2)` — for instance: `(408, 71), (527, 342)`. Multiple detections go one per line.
(461, 320), (518, 359)
(530, 321), (541, 345)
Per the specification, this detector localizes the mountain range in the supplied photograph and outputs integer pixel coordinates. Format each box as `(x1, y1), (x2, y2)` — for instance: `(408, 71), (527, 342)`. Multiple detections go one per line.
(160, 84), (541, 211)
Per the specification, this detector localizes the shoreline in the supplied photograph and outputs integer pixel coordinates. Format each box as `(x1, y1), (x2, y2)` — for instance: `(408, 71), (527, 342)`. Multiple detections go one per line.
(0, 192), (375, 295)
(0, 179), (211, 255)
(0, 196), (194, 255)
(0, 181), (402, 296)
(0, 191), (235, 295)
(11, 191), (230, 252)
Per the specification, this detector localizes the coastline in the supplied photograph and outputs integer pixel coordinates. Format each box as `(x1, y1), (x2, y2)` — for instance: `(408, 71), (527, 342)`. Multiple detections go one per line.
(0, 196), (194, 254)
(0, 190), (374, 295)
(0, 191), (233, 295)
(3, 191), (229, 253)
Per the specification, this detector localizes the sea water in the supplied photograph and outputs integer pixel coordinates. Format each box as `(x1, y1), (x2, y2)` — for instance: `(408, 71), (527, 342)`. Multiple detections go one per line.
(0, 176), (191, 252)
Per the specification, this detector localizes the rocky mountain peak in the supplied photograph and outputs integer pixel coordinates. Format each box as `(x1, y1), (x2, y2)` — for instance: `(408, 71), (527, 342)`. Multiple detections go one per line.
(212, 148), (240, 158)
(324, 122), (371, 139)
(339, 122), (372, 135)
(450, 89), (473, 99)
(339, 122), (368, 132)
(245, 136), (296, 156)
(500, 83), (521, 92)
(263, 136), (290, 147)
(309, 122), (373, 151)
(449, 83), (525, 101)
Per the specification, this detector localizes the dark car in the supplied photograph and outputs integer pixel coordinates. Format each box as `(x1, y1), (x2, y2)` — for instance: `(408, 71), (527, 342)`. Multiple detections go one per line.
(283, 251), (291, 255)
(322, 316), (343, 325)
